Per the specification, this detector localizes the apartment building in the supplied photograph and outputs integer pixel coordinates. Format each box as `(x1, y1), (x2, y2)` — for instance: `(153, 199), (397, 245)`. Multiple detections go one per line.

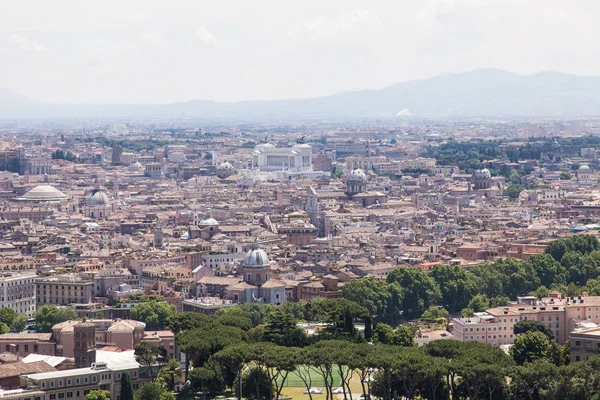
(0, 271), (37, 316)
(20, 351), (143, 400)
(569, 323), (600, 362)
(36, 276), (93, 306)
(452, 292), (600, 346)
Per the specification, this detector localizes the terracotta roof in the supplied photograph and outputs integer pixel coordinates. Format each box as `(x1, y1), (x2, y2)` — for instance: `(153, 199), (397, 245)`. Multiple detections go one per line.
(0, 361), (56, 379)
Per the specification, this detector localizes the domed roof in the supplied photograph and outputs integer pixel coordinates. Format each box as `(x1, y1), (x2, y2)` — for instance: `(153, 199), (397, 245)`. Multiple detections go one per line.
(293, 143), (312, 149)
(244, 242), (270, 267)
(579, 164), (591, 171)
(473, 168), (492, 178)
(129, 161), (144, 170)
(21, 185), (67, 201)
(217, 162), (234, 170)
(199, 217), (219, 226)
(347, 169), (367, 182)
(87, 189), (110, 206)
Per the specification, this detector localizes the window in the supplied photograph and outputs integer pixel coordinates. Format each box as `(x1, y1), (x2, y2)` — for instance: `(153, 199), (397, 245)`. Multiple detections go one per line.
(576, 341), (581, 346)
(117, 373), (121, 380)
(67, 393), (73, 398)
(50, 395), (55, 400)
(58, 394), (65, 399)
(42, 383), (46, 389)
(92, 376), (97, 382)
(76, 392), (80, 397)
(576, 356), (581, 361)
(84, 377), (88, 383)
(76, 378), (80, 385)
(67, 380), (71, 386)
(587, 342), (592, 348)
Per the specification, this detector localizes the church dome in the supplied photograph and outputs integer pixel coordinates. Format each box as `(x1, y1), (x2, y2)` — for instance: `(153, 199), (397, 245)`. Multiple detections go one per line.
(217, 162), (234, 170)
(21, 185), (67, 201)
(474, 168), (491, 178)
(87, 189), (110, 206)
(199, 217), (219, 227)
(579, 164), (591, 172)
(129, 161), (144, 170)
(244, 242), (270, 267)
(347, 169), (367, 182)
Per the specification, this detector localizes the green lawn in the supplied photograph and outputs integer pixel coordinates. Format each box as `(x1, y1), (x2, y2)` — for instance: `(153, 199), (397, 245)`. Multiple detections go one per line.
(280, 368), (345, 387)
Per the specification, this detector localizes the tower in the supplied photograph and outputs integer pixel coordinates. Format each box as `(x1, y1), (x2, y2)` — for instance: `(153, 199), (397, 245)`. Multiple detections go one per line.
(73, 322), (96, 368)
(154, 227), (163, 248)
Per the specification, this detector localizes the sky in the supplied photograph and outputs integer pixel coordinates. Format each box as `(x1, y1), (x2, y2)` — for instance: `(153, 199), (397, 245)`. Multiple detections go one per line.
(0, 0), (598, 104)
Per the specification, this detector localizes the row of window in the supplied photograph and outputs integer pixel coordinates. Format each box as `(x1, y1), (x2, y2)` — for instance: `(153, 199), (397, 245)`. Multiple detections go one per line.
(40, 371), (138, 389)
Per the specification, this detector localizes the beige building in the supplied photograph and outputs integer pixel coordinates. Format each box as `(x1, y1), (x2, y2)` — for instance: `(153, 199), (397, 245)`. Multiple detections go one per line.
(36, 276), (93, 306)
(453, 292), (600, 346)
(20, 351), (143, 400)
(570, 324), (600, 362)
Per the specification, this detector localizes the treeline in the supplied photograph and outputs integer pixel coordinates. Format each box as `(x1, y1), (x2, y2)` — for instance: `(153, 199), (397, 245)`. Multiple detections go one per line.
(163, 304), (600, 400)
(51, 150), (77, 162)
(342, 235), (600, 323)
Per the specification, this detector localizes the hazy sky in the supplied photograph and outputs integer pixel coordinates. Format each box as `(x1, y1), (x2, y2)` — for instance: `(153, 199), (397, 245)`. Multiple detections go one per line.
(1, 0), (597, 104)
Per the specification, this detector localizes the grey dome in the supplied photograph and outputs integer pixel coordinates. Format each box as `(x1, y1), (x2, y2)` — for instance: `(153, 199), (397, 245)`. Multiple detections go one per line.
(244, 243), (270, 267)
(87, 189), (110, 206)
(217, 162), (234, 170)
(579, 164), (591, 171)
(199, 217), (219, 226)
(347, 169), (367, 182)
(21, 185), (67, 201)
(474, 168), (491, 178)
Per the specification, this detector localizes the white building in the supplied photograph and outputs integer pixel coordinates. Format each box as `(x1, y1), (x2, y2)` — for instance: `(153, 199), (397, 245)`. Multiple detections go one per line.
(252, 143), (313, 172)
(0, 271), (37, 316)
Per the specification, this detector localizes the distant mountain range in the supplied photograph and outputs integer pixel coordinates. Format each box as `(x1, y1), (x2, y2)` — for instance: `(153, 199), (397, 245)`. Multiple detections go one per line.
(4, 69), (600, 120)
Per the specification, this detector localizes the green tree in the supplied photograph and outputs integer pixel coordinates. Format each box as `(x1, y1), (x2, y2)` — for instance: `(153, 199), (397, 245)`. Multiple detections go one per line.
(386, 267), (441, 319)
(468, 294), (490, 313)
(559, 171), (571, 180)
(431, 265), (478, 312)
(158, 359), (182, 392)
(130, 301), (176, 330)
(34, 305), (78, 333)
(10, 314), (27, 333)
(0, 308), (17, 326)
(504, 184), (525, 198)
(420, 306), (449, 321)
(491, 296), (510, 307)
(177, 325), (244, 379)
(373, 323), (414, 347)
(514, 320), (556, 341)
(86, 390), (110, 400)
(120, 373), (134, 400)
(165, 312), (214, 334)
(134, 380), (174, 400)
(134, 341), (168, 379)
(509, 360), (559, 400)
(341, 277), (392, 321)
(509, 169), (521, 184)
(461, 308), (474, 318)
(215, 307), (253, 331)
(188, 359), (225, 395)
(263, 310), (307, 347)
(511, 331), (551, 365)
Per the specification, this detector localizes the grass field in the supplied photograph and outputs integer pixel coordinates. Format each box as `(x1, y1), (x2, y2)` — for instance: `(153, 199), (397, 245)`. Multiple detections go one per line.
(277, 368), (366, 400)
(279, 368), (345, 387)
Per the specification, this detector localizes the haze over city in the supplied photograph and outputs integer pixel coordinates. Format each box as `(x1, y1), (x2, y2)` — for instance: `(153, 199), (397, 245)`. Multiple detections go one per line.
(3, 0), (600, 104)
(4, 2), (600, 400)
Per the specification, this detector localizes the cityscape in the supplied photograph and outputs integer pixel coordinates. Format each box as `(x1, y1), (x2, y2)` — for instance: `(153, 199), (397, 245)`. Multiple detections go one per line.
(4, 1), (600, 400)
